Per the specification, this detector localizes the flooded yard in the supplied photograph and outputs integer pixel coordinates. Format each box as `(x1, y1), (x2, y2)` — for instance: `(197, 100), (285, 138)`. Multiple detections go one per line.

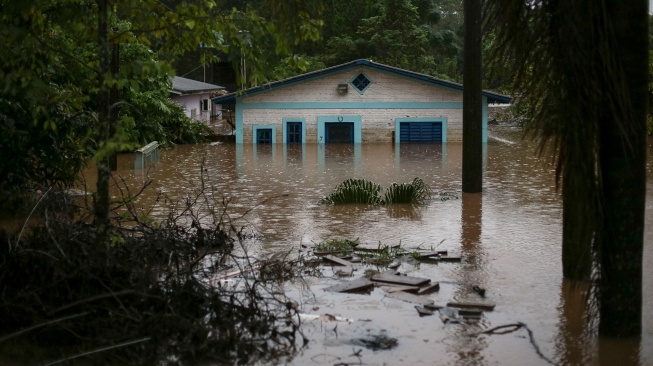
(88, 127), (653, 365)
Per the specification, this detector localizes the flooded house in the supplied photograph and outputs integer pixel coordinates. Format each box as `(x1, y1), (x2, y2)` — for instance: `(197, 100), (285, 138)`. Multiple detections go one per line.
(211, 59), (511, 144)
(170, 76), (226, 125)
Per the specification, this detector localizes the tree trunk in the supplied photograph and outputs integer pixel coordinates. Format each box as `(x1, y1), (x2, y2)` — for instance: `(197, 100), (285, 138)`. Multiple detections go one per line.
(95, 0), (111, 232)
(597, 0), (647, 337)
(462, 0), (483, 193)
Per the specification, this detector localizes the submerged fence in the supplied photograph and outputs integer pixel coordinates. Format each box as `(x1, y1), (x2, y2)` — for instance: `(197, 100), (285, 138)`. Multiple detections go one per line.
(134, 141), (159, 170)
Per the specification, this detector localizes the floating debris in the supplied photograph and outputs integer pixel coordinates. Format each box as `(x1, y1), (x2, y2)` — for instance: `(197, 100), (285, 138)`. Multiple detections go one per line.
(379, 285), (420, 293)
(472, 285), (486, 297)
(299, 313), (357, 323)
(447, 302), (496, 311)
(324, 278), (374, 293)
(348, 333), (398, 351)
(415, 305), (435, 317)
(417, 282), (440, 295)
(335, 266), (354, 277)
(323, 254), (355, 267)
(439, 307), (462, 324)
(386, 291), (435, 306)
(371, 272), (430, 286)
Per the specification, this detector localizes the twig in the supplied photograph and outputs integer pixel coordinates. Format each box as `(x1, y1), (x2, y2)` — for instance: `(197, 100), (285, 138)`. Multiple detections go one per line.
(469, 322), (555, 364)
(43, 337), (151, 366)
(522, 323), (556, 365)
(204, 264), (262, 284)
(468, 322), (524, 336)
(14, 187), (52, 251)
(0, 312), (89, 343)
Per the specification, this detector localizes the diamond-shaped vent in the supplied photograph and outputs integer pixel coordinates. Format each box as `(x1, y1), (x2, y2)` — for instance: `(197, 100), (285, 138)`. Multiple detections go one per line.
(351, 73), (371, 92)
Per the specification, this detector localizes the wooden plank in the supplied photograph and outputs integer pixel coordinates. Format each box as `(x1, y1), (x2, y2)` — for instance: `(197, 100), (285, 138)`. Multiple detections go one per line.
(379, 285), (420, 293)
(335, 266), (354, 277)
(458, 309), (483, 317)
(417, 282), (440, 295)
(447, 302), (495, 311)
(439, 252), (462, 262)
(323, 255), (355, 266)
(324, 278), (374, 293)
(371, 272), (430, 286)
(386, 291), (434, 306)
(417, 251), (441, 258)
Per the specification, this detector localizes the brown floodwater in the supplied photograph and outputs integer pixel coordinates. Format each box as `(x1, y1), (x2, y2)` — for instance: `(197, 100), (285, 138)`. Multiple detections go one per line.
(78, 127), (652, 365)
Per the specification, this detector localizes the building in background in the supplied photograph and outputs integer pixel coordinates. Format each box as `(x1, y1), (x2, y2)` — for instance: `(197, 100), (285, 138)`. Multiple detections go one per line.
(211, 60), (511, 144)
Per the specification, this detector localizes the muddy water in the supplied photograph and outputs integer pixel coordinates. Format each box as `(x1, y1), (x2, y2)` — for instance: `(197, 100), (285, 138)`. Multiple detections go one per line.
(94, 127), (652, 365)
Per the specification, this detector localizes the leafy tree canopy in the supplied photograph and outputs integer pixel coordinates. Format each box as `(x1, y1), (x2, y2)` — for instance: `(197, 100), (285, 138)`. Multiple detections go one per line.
(0, 0), (324, 208)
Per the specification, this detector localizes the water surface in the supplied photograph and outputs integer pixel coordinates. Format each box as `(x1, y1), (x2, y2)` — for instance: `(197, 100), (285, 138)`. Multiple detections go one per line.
(91, 127), (653, 365)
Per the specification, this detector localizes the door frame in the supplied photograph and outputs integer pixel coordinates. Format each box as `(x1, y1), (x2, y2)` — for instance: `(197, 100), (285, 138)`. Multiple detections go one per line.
(252, 124), (276, 144)
(282, 118), (306, 144)
(317, 115), (362, 144)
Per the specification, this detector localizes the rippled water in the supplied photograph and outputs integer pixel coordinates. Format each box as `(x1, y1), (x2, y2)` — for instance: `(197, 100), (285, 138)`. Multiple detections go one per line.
(88, 127), (653, 365)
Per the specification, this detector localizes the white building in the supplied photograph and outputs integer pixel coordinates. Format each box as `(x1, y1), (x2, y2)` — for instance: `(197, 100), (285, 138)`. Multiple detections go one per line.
(211, 59), (511, 144)
(169, 76), (226, 124)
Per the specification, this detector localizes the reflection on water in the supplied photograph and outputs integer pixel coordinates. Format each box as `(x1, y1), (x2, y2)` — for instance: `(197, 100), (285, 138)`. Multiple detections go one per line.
(86, 128), (653, 365)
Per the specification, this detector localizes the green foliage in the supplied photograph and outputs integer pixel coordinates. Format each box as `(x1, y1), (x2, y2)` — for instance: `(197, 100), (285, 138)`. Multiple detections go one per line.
(319, 178), (431, 205)
(0, 0), (326, 207)
(313, 238), (359, 256)
(383, 178), (431, 204)
(318, 178), (383, 205)
(307, 0), (463, 81)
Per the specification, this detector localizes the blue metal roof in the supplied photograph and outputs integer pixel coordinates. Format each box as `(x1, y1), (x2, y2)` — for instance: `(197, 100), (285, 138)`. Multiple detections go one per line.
(212, 59), (511, 104)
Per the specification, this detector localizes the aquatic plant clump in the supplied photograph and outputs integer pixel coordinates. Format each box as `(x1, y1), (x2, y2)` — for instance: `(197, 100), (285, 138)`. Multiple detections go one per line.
(319, 178), (431, 205)
(318, 179), (383, 205)
(383, 178), (431, 204)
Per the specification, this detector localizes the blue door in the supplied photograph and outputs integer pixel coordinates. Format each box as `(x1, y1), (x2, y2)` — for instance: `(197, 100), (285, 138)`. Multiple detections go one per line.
(399, 122), (442, 142)
(256, 128), (272, 144)
(287, 122), (302, 144)
(325, 122), (354, 143)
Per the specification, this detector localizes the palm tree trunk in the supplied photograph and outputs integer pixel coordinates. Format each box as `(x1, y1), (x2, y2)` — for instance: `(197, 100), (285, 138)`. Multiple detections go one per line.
(597, 0), (647, 337)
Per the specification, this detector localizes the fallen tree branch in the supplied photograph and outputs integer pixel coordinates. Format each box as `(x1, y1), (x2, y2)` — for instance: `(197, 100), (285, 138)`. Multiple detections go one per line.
(468, 322), (555, 365)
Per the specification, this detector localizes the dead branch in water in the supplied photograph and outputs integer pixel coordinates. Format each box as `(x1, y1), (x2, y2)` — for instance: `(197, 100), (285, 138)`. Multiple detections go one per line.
(468, 322), (555, 365)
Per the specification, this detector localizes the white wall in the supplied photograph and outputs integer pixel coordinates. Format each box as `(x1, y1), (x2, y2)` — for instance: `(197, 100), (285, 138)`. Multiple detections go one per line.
(171, 93), (222, 124)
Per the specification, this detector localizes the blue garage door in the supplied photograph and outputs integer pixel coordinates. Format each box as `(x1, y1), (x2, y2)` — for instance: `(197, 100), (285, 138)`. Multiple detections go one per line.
(399, 122), (442, 142)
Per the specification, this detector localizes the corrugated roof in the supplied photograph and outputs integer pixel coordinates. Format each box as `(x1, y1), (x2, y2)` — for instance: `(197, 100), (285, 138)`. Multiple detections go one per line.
(171, 76), (225, 95)
(211, 59), (511, 104)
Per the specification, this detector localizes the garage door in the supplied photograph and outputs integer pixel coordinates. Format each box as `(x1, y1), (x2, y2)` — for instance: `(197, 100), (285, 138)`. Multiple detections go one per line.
(325, 122), (354, 143)
(399, 122), (442, 142)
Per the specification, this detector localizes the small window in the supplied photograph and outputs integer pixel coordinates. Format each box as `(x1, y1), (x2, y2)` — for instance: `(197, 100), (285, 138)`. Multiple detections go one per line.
(350, 73), (371, 93)
(201, 99), (211, 111)
(286, 122), (302, 144)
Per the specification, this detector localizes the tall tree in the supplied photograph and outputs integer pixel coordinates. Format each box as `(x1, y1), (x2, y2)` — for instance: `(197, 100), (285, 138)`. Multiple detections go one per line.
(485, 0), (647, 337)
(0, 0), (323, 223)
(462, 0), (482, 193)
